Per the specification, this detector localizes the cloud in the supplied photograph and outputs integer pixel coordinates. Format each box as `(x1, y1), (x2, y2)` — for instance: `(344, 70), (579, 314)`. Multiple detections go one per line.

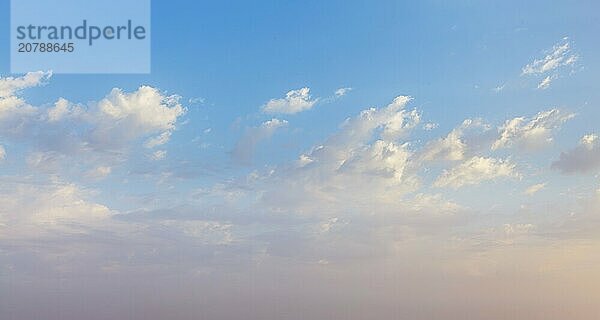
(521, 38), (577, 75)
(420, 124), (467, 161)
(524, 183), (546, 195)
(552, 134), (600, 174)
(0, 72), (51, 124)
(47, 98), (82, 122)
(492, 109), (575, 151)
(434, 156), (520, 189)
(423, 122), (439, 131)
(0, 74), (186, 175)
(334, 87), (352, 97)
(151, 150), (168, 161)
(0, 180), (112, 239)
(144, 131), (172, 148)
(261, 87), (319, 114)
(0, 71), (51, 98)
(318, 95), (417, 149)
(232, 118), (288, 163)
(88, 86), (185, 150)
(247, 96), (463, 221)
(0, 145), (5, 161)
(85, 166), (112, 179)
(418, 119), (491, 162)
(537, 75), (556, 90)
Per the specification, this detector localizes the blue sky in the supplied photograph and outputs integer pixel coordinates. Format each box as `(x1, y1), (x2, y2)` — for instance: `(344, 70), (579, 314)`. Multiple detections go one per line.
(1, 1), (600, 319)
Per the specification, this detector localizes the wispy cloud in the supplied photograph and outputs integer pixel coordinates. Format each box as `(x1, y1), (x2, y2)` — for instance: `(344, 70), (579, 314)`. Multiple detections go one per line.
(334, 87), (352, 97)
(537, 75), (555, 90)
(521, 38), (579, 89)
(524, 183), (547, 195)
(522, 38), (577, 75)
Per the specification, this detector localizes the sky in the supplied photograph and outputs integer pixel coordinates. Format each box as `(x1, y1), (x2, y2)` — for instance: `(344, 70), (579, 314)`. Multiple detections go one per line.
(1, 1), (600, 319)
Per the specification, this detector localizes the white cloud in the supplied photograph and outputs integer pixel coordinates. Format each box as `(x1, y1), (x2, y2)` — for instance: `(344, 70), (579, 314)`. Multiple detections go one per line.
(552, 133), (600, 174)
(334, 87), (352, 97)
(85, 166), (112, 179)
(0, 74), (190, 202)
(0, 71), (51, 98)
(144, 131), (172, 148)
(420, 126), (466, 162)
(381, 108), (420, 141)
(434, 156), (519, 189)
(419, 119), (490, 162)
(581, 133), (598, 147)
(492, 109), (575, 151)
(47, 98), (82, 122)
(232, 118), (288, 163)
(151, 150), (168, 160)
(423, 122), (439, 131)
(0, 181), (112, 239)
(0, 72), (52, 132)
(522, 38), (577, 75)
(188, 97), (205, 105)
(249, 96), (456, 218)
(89, 86), (185, 150)
(0, 73), (185, 154)
(261, 87), (319, 114)
(537, 75), (555, 90)
(323, 95), (419, 145)
(524, 183), (546, 196)
(0, 145), (5, 161)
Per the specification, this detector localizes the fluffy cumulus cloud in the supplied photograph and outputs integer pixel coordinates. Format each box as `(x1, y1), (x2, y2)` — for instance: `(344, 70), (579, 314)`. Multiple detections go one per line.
(261, 87), (319, 114)
(434, 156), (519, 189)
(492, 109), (574, 151)
(552, 133), (600, 174)
(47, 97), (81, 122)
(88, 86), (185, 150)
(0, 73), (186, 176)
